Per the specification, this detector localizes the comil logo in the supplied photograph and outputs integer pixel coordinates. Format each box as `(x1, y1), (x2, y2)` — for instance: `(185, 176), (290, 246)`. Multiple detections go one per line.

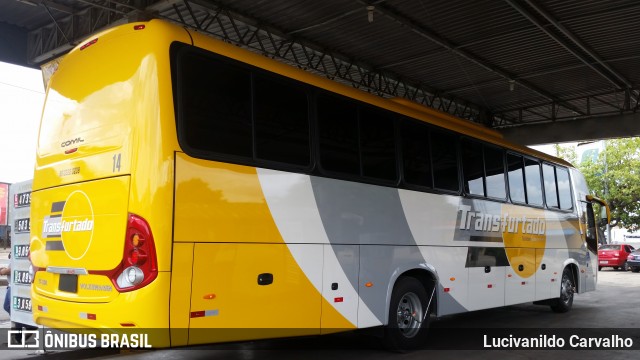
(60, 137), (84, 148)
(42, 191), (95, 260)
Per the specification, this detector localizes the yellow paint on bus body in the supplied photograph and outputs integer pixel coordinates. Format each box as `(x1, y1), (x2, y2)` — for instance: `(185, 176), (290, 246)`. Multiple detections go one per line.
(174, 153), (284, 244)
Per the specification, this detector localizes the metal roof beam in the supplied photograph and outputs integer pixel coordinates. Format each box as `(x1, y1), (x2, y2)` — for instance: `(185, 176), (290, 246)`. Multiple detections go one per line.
(362, 0), (585, 117)
(446, 53), (640, 94)
(493, 86), (640, 127)
(524, 0), (633, 89)
(501, 112), (640, 145)
(153, 0), (485, 123)
(26, 4), (135, 64)
(37, 0), (75, 14)
(506, 0), (627, 90)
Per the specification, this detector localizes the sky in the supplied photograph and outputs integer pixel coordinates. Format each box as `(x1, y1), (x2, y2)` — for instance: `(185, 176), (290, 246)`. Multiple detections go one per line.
(0, 61), (44, 184)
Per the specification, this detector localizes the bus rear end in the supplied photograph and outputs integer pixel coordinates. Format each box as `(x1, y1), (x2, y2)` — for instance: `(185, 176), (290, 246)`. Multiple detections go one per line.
(30, 21), (185, 346)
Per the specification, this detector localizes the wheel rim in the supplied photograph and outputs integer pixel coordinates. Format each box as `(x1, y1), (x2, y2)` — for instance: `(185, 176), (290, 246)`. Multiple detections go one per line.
(396, 292), (423, 338)
(560, 274), (574, 305)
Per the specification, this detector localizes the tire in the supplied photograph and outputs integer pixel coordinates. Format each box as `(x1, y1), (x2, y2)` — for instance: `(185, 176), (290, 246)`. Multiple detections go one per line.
(550, 267), (575, 313)
(598, 266), (602, 271)
(383, 277), (431, 351)
(632, 267), (640, 273)
(613, 266), (619, 270)
(622, 262), (630, 271)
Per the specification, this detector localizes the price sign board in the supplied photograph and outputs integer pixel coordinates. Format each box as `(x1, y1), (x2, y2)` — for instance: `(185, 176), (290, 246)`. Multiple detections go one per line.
(9, 180), (37, 327)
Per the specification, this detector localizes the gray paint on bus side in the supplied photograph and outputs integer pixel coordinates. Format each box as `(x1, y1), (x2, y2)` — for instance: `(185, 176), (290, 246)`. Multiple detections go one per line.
(310, 175), (429, 324)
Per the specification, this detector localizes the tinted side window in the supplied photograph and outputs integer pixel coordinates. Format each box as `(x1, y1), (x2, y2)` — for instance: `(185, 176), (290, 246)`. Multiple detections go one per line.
(461, 139), (484, 196)
(179, 52), (252, 158)
(431, 130), (459, 192)
(556, 167), (573, 210)
(317, 94), (359, 175)
(543, 164), (559, 208)
(484, 146), (506, 199)
(525, 159), (543, 206)
(254, 75), (309, 165)
(360, 108), (397, 180)
(401, 120), (432, 187)
(507, 154), (526, 203)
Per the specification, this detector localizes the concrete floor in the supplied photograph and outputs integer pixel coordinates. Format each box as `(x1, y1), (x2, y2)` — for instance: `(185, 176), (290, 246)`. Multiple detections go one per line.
(2, 268), (639, 360)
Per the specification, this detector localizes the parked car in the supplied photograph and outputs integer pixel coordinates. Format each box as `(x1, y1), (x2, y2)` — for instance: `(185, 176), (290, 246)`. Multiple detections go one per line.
(627, 250), (640, 272)
(598, 244), (635, 271)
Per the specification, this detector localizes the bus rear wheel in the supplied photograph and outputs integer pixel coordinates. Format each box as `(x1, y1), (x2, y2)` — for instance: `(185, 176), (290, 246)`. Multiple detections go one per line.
(551, 267), (575, 313)
(383, 277), (431, 351)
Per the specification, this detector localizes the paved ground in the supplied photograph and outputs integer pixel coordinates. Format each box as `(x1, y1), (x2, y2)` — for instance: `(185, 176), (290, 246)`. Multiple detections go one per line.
(1, 268), (638, 360)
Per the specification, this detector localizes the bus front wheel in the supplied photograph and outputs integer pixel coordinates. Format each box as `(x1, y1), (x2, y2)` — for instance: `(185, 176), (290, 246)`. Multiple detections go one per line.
(383, 276), (431, 350)
(550, 267), (575, 313)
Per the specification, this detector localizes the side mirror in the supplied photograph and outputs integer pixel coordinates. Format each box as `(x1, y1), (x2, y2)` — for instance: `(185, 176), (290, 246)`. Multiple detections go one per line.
(586, 195), (610, 225)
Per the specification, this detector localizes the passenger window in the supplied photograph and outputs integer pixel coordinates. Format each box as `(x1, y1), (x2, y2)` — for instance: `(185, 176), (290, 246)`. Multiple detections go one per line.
(556, 167), (573, 210)
(461, 139), (484, 196)
(254, 76), (309, 166)
(525, 159), (543, 206)
(179, 52), (252, 158)
(484, 146), (506, 199)
(360, 108), (397, 181)
(317, 94), (359, 175)
(431, 130), (459, 192)
(543, 164), (559, 208)
(401, 119), (432, 187)
(507, 154), (526, 203)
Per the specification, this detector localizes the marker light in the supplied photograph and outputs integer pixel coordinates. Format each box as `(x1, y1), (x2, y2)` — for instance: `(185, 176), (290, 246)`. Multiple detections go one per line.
(132, 234), (140, 247)
(80, 38), (98, 50)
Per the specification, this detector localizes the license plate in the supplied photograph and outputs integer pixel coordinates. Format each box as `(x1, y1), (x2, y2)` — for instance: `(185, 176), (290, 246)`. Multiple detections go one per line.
(59, 274), (78, 293)
(600, 261), (609, 264)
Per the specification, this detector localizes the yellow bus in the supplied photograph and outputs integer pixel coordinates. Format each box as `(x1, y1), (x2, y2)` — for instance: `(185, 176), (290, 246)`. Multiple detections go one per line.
(30, 19), (608, 350)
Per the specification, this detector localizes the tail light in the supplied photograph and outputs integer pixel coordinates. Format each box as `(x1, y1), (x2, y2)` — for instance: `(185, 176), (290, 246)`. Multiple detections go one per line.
(628, 254), (635, 261)
(94, 214), (157, 292)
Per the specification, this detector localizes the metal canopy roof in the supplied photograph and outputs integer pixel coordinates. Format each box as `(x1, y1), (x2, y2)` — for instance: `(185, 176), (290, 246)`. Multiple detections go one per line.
(2, 0), (640, 133)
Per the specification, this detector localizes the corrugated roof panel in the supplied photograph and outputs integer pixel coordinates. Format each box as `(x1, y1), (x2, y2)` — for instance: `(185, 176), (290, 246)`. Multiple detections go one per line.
(2, 0), (639, 129)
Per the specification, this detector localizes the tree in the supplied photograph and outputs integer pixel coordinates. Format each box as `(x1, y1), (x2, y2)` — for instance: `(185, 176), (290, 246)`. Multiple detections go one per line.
(567, 139), (640, 232)
(554, 144), (577, 165)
